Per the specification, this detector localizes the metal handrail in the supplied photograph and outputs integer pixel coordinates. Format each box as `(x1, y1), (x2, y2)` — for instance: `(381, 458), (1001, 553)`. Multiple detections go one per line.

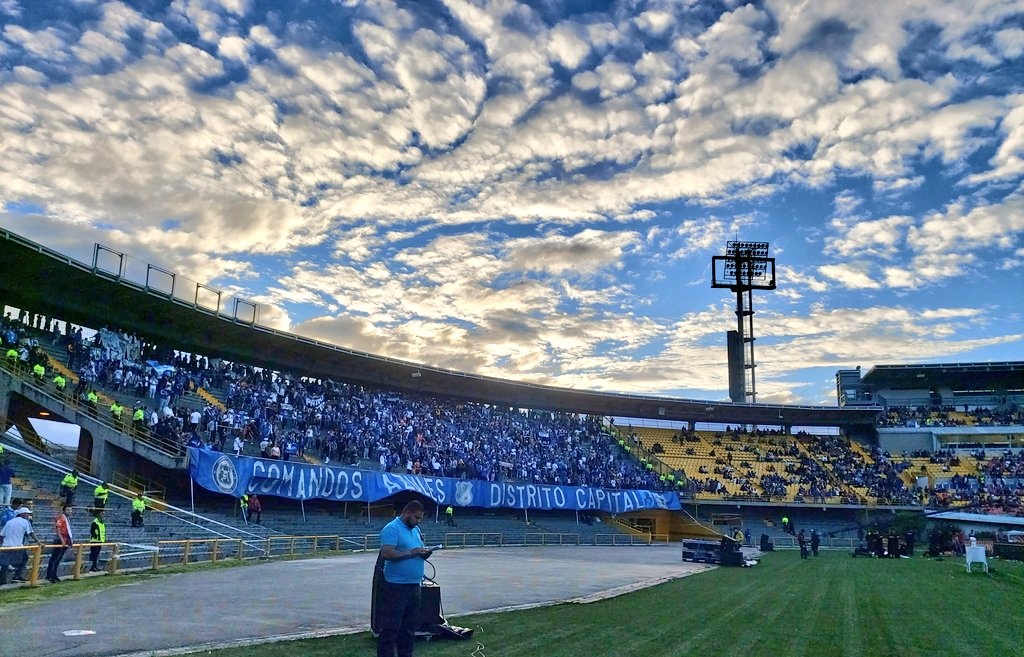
(0, 359), (184, 458)
(0, 440), (268, 546)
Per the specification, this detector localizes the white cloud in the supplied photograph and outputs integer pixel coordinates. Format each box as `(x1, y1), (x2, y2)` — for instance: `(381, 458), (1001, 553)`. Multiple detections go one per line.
(826, 215), (913, 258)
(993, 28), (1024, 58)
(593, 60), (636, 98)
(907, 196), (1024, 258)
(217, 35), (249, 62)
(546, 24), (590, 69)
(635, 11), (675, 37)
(0, 1), (1021, 401)
(71, 30), (129, 65)
(3, 25), (71, 61)
(969, 95), (1024, 183)
(817, 262), (881, 289)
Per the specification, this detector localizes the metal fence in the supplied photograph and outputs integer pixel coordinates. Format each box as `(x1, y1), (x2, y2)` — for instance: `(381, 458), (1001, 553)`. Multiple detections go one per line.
(1, 530), (679, 588)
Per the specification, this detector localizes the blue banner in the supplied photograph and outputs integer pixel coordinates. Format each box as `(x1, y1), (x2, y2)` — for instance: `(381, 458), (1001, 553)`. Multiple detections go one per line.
(187, 448), (681, 513)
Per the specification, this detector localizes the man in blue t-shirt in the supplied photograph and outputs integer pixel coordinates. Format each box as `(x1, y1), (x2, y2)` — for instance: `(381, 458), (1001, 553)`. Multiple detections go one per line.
(377, 500), (432, 657)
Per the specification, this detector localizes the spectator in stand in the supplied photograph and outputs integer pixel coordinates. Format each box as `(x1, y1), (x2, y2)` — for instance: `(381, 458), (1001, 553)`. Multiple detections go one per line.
(0, 506), (41, 584)
(247, 493), (262, 524)
(0, 498), (23, 528)
(0, 460), (14, 508)
(283, 437), (298, 462)
(45, 504), (73, 583)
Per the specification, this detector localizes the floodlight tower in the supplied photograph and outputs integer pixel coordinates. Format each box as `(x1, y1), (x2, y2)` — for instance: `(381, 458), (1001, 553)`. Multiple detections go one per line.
(711, 241), (776, 403)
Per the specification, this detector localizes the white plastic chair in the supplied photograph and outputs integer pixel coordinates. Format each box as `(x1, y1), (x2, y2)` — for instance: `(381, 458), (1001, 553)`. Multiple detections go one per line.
(965, 542), (988, 573)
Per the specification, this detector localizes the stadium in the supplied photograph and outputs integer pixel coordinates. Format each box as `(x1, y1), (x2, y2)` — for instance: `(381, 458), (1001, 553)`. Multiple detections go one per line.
(0, 226), (1022, 657)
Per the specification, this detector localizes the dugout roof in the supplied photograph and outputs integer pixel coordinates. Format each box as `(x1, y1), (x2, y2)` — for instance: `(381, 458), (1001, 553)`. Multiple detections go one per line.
(0, 229), (881, 429)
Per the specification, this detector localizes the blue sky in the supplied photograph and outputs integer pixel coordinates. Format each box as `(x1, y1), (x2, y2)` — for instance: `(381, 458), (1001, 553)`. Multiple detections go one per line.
(1, 0), (1023, 405)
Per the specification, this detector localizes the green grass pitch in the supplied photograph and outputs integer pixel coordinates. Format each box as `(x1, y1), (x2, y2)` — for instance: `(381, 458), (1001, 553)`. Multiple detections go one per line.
(210, 550), (1024, 657)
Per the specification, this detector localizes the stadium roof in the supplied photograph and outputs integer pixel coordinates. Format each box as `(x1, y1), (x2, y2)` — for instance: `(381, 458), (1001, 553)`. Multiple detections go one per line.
(861, 362), (1024, 391)
(0, 229), (881, 428)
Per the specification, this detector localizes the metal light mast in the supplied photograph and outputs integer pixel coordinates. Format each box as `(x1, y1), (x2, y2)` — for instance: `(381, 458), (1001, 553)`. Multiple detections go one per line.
(711, 241), (776, 403)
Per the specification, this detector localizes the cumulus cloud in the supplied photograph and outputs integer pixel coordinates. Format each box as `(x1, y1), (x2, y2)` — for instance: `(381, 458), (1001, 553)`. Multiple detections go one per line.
(0, 0), (1022, 401)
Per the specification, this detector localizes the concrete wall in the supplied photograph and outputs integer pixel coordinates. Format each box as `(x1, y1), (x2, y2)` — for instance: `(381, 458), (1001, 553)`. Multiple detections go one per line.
(876, 429), (935, 453)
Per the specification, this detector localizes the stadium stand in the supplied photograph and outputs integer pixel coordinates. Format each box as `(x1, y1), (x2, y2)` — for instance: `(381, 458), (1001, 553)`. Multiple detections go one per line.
(6, 308), (1023, 524)
(2, 243), (1023, 594)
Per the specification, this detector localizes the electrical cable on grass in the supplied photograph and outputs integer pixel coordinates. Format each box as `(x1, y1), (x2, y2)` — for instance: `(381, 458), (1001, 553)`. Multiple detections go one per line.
(469, 626), (485, 657)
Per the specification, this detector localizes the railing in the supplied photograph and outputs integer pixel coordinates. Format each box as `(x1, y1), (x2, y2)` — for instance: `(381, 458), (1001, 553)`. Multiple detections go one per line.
(606, 515), (652, 537)
(594, 533), (662, 546)
(0, 440), (269, 549)
(90, 242), (259, 324)
(605, 421), (686, 484)
(111, 470), (167, 500)
(524, 532), (582, 546)
(0, 528), (685, 588)
(0, 358), (184, 458)
(0, 542), (125, 587)
(442, 532), (503, 547)
(767, 535), (859, 550)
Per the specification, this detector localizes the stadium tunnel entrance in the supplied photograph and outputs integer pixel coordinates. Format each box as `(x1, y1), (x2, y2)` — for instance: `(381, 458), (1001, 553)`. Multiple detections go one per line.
(4, 390), (93, 469)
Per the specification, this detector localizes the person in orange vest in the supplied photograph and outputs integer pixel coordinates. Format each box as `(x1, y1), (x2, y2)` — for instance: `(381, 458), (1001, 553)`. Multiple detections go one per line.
(247, 493), (262, 525)
(46, 504), (74, 583)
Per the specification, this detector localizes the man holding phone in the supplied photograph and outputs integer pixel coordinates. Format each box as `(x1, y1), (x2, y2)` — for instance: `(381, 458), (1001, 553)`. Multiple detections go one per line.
(377, 500), (433, 657)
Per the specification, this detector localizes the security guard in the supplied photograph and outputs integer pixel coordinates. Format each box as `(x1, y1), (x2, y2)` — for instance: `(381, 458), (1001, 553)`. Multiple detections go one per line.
(89, 509), (106, 572)
(32, 362), (45, 381)
(4, 347), (17, 365)
(93, 481), (110, 509)
(132, 406), (146, 434)
(110, 401), (124, 423)
(60, 469), (79, 506)
(240, 493), (249, 518)
(53, 373), (67, 392)
(131, 492), (146, 527)
(86, 389), (99, 407)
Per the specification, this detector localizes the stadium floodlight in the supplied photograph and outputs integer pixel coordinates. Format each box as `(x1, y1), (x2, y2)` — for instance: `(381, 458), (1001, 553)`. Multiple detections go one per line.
(713, 241), (775, 290)
(711, 240), (777, 405)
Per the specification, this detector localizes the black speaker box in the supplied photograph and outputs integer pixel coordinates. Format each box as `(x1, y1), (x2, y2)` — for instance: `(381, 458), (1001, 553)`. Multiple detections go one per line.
(418, 580), (442, 630)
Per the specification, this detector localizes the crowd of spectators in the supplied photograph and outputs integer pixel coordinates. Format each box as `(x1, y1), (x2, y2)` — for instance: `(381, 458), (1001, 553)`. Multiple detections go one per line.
(928, 449), (1024, 516)
(6, 310), (668, 493)
(6, 307), (1024, 513)
(878, 405), (1024, 428)
(800, 436), (917, 504)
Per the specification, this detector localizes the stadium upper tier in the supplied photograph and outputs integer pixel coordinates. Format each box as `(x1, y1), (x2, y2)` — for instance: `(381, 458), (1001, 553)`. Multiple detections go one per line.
(5, 313), (1020, 512)
(0, 228), (879, 428)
